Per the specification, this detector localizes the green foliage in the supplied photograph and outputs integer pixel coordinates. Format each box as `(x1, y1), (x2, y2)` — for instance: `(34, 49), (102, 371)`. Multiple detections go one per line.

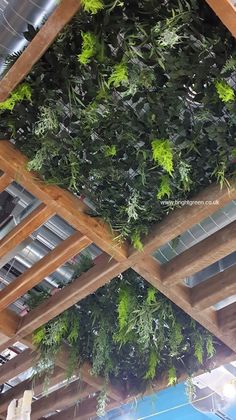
(104, 145), (117, 157)
(131, 229), (144, 251)
(34, 106), (58, 137)
(81, 0), (104, 14)
(108, 62), (129, 88)
(144, 349), (159, 380)
(168, 366), (177, 386)
(0, 83), (31, 111)
(1, 0), (236, 246)
(29, 270), (218, 397)
(215, 80), (235, 103)
(78, 32), (99, 65)
(151, 140), (174, 175)
(157, 175), (172, 199)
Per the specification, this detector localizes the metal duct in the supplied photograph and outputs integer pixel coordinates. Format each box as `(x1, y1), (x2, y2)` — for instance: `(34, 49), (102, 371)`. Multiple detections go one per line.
(0, 0), (57, 73)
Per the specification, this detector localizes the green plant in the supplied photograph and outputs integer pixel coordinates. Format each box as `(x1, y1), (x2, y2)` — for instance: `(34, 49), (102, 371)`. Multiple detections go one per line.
(108, 62), (129, 88)
(78, 32), (100, 65)
(81, 0), (104, 14)
(157, 175), (172, 199)
(215, 80), (235, 103)
(0, 83), (31, 111)
(151, 139), (174, 175)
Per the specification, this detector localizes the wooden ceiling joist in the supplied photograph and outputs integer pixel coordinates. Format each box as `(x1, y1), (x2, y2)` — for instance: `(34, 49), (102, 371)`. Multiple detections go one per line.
(17, 253), (125, 337)
(31, 380), (94, 420)
(0, 366), (65, 414)
(0, 349), (35, 385)
(0, 0), (82, 102)
(0, 203), (54, 262)
(0, 231), (91, 311)
(135, 180), (236, 257)
(205, 0), (236, 38)
(133, 255), (236, 353)
(0, 173), (12, 193)
(0, 141), (128, 261)
(161, 220), (236, 285)
(191, 265), (236, 310)
(218, 302), (236, 332)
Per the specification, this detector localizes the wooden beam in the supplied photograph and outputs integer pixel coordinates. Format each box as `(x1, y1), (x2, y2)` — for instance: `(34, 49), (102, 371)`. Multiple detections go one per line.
(205, 0), (236, 38)
(31, 380), (94, 420)
(191, 265), (236, 310)
(0, 173), (12, 193)
(0, 231), (91, 311)
(0, 141), (128, 261)
(0, 367), (65, 414)
(218, 302), (236, 332)
(0, 203), (54, 262)
(17, 253), (124, 337)
(161, 220), (236, 285)
(55, 347), (125, 402)
(0, 308), (19, 338)
(0, 349), (35, 384)
(133, 255), (236, 353)
(0, 0), (82, 102)
(132, 181), (236, 257)
(45, 397), (118, 420)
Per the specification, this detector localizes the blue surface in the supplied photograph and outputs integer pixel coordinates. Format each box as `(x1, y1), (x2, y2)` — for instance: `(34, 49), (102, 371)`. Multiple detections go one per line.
(104, 383), (236, 420)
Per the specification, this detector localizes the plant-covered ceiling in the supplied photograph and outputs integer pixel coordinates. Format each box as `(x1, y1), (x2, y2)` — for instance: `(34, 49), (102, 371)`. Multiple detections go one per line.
(30, 268), (216, 408)
(0, 0), (235, 248)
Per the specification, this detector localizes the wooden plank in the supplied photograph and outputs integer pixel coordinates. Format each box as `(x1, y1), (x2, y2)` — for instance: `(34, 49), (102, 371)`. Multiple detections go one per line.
(56, 347), (125, 402)
(0, 231), (91, 311)
(131, 181), (236, 257)
(0, 349), (35, 384)
(191, 265), (236, 310)
(0, 173), (12, 193)
(0, 309), (19, 338)
(0, 0), (82, 102)
(0, 367), (65, 414)
(0, 141), (128, 261)
(0, 203), (54, 261)
(17, 254), (124, 337)
(217, 302), (236, 332)
(45, 397), (118, 420)
(205, 0), (236, 38)
(161, 220), (236, 286)
(133, 255), (236, 353)
(31, 381), (94, 420)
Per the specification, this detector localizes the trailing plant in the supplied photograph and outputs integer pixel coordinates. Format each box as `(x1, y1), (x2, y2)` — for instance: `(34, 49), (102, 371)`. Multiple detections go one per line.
(1, 0), (236, 247)
(30, 270), (218, 400)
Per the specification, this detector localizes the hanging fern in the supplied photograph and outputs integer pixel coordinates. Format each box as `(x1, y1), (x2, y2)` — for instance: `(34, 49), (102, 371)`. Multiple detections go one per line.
(215, 80), (235, 103)
(81, 0), (104, 14)
(77, 32), (100, 65)
(157, 175), (172, 199)
(151, 139), (174, 175)
(108, 62), (129, 88)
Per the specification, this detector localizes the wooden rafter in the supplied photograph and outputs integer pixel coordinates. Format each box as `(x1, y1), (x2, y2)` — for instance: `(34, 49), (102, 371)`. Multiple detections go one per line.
(0, 0), (82, 102)
(0, 349), (35, 385)
(0, 367), (65, 415)
(0, 231), (91, 311)
(205, 0), (236, 38)
(161, 220), (236, 285)
(31, 380), (94, 420)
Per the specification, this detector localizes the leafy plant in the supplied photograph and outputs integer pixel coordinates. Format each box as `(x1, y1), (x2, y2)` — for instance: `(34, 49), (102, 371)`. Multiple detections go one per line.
(78, 32), (100, 65)
(108, 62), (129, 88)
(0, 83), (31, 111)
(81, 0), (104, 14)
(151, 140), (174, 175)
(215, 80), (235, 103)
